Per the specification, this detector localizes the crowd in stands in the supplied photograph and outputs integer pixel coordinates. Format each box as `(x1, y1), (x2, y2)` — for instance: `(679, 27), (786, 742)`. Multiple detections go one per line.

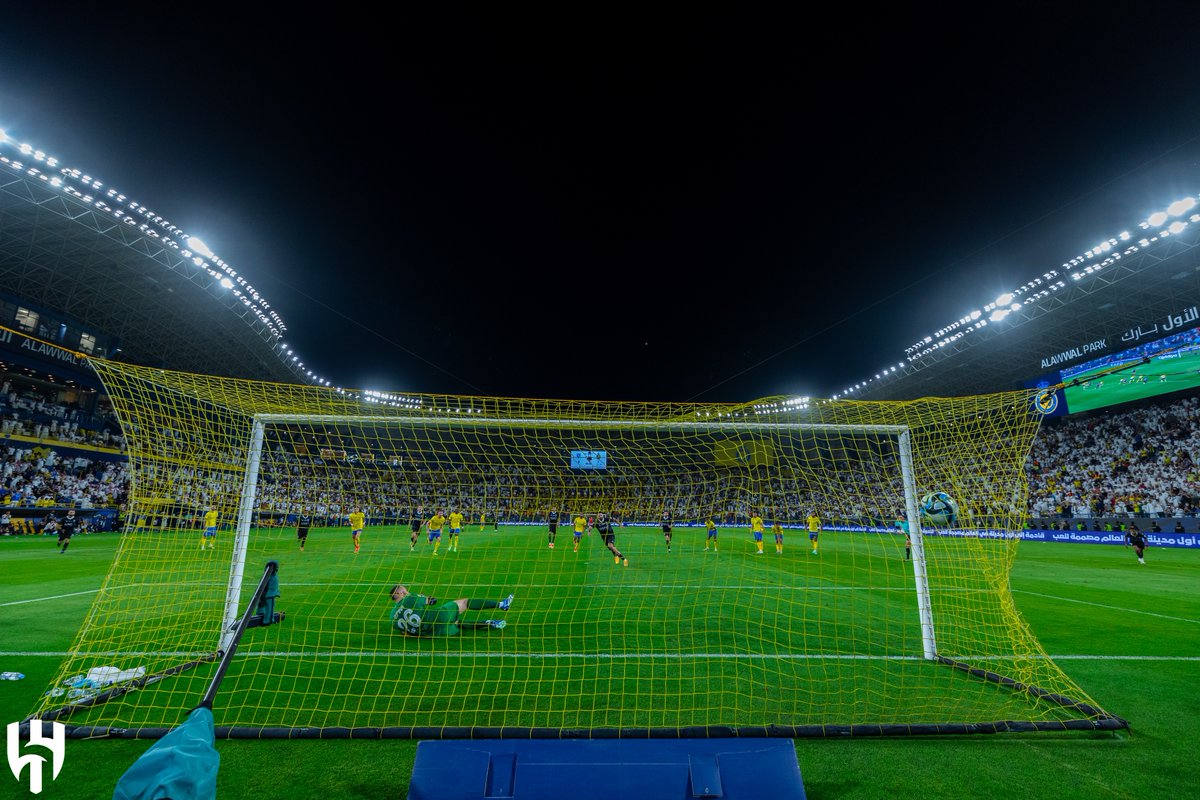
(1027, 395), (1200, 520)
(219, 393), (1200, 529)
(3, 379), (1200, 534)
(1, 383), (131, 530)
(246, 447), (912, 528)
(1, 444), (130, 510)
(0, 380), (126, 451)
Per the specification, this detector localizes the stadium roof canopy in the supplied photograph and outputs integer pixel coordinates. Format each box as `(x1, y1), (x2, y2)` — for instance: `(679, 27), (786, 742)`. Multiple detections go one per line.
(843, 201), (1200, 401)
(0, 133), (310, 384)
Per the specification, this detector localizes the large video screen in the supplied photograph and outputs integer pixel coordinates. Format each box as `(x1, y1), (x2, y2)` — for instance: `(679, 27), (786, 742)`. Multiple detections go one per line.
(1061, 324), (1200, 414)
(570, 450), (608, 469)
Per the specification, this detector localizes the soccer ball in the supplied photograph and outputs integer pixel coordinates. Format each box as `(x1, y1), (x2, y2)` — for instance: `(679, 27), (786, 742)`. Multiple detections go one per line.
(920, 492), (958, 526)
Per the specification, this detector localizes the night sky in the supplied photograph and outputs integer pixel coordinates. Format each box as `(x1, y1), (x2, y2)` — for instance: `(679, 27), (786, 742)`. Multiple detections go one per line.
(3, 8), (1200, 402)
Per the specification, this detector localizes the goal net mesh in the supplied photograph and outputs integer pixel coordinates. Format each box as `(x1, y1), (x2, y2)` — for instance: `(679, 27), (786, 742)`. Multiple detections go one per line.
(30, 361), (1119, 736)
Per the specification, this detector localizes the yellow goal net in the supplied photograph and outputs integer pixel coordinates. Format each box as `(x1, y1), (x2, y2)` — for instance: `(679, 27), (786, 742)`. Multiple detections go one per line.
(30, 360), (1124, 738)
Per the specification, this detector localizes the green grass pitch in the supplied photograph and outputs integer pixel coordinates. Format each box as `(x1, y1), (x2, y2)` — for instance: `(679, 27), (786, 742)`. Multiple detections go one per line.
(1, 527), (1198, 799)
(1061, 347), (1200, 413)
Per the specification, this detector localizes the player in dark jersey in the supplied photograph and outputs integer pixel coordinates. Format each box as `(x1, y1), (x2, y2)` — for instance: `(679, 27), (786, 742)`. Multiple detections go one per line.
(297, 511), (312, 552)
(1125, 524), (1148, 565)
(547, 509), (559, 549)
(596, 513), (627, 566)
(409, 507), (424, 552)
(58, 509), (78, 554)
(661, 509), (673, 553)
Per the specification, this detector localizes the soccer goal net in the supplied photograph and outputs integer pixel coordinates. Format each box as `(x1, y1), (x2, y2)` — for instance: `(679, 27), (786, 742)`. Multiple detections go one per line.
(31, 361), (1125, 738)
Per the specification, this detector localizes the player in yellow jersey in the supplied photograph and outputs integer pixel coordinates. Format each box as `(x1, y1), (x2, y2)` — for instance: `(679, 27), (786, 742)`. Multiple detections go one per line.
(349, 509), (365, 554)
(704, 514), (718, 552)
(749, 512), (765, 554)
(201, 508), (218, 550)
(448, 510), (464, 553)
(806, 512), (821, 555)
(772, 519), (784, 554)
(570, 514), (586, 551)
(427, 510), (446, 555)
(480, 512), (486, 532)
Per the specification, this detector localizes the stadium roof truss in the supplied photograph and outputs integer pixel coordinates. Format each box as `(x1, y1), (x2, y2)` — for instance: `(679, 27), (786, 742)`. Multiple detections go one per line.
(859, 223), (1200, 400)
(0, 139), (304, 383)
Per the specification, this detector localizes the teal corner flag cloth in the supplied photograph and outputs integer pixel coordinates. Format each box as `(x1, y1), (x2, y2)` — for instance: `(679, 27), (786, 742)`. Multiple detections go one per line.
(112, 706), (218, 800)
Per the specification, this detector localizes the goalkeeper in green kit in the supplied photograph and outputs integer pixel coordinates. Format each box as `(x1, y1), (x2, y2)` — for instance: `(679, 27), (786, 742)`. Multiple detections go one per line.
(388, 584), (513, 636)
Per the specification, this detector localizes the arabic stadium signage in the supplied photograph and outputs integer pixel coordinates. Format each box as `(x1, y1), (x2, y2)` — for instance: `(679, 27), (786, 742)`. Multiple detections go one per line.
(1037, 304), (1200, 370)
(825, 525), (1200, 548)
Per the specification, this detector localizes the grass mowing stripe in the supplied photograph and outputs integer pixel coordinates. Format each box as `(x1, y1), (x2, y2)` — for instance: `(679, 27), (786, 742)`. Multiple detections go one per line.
(5, 650), (1198, 660)
(3, 531), (1196, 798)
(1013, 588), (1200, 624)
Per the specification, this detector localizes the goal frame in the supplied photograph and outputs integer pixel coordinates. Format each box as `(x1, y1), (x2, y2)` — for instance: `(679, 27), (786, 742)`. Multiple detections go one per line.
(219, 414), (939, 660)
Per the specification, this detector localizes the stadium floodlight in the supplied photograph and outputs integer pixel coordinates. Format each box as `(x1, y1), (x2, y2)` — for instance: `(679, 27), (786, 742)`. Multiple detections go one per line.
(994, 292), (1013, 306)
(1168, 221), (1187, 234)
(1147, 210), (1169, 227)
(185, 236), (214, 257)
(989, 309), (1010, 322)
(1167, 197), (1196, 216)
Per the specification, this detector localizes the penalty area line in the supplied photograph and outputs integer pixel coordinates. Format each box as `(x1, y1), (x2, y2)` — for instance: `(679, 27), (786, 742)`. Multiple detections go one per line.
(1013, 589), (1200, 625)
(0, 589), (101, 607)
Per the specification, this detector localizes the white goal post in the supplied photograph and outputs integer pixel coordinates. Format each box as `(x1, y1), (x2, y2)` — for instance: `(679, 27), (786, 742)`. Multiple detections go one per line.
(220, 414), (938, 659)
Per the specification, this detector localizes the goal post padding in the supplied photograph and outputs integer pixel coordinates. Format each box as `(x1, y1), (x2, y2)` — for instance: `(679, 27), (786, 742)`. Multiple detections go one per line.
(31, 361), (1125, 737)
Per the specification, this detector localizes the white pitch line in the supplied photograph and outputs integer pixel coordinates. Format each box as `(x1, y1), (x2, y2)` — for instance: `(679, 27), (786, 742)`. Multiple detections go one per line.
(1, 651), (1197, 662)
(1046, 655), (1200, 661)
(0, 589), (100, 607)
(107, 581), (959, 592)
(1013, 589), (1200, 625)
